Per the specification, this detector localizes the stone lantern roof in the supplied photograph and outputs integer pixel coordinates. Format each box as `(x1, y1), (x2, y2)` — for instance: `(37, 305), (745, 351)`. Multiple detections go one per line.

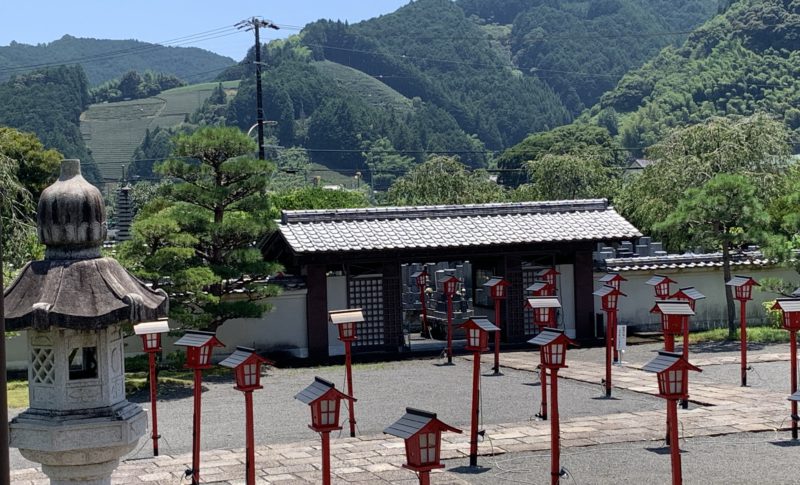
(4, 159), (167, 330)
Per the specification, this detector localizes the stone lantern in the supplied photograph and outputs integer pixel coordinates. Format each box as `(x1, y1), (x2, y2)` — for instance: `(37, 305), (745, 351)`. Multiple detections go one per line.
(6, 159), (168, 485)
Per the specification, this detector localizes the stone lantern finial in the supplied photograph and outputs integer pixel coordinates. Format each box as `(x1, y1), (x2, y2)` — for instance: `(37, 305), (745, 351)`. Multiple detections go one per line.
(37, 159), (107, 260)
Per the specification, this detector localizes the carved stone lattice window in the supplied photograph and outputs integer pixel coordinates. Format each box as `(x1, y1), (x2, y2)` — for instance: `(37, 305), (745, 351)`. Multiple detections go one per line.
(31, 348), (55, 384)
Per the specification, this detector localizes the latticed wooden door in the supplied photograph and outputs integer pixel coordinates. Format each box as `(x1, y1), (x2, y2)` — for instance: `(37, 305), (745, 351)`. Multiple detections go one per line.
(347, 274), (385, 349)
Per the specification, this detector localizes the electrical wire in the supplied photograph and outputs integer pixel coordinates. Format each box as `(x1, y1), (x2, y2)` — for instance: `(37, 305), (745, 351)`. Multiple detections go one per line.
(0, 26), (242, 76)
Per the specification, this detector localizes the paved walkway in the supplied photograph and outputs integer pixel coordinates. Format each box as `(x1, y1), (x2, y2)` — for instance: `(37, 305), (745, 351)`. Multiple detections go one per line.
(10, 349), (797, 484)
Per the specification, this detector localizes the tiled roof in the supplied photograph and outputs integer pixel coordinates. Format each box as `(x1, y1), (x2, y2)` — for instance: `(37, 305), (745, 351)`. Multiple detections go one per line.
(726, 275), (759, 287)
(674, 287), (706, 301)
(277, 199), (640, 254)
(525, 297), (562, 309)
(174, 331), (220, 348)
(219, 347), (259, 369)
(460, 318), (500, 333)
(642, 351), (701, 373)
(651, 301), (695, 316)
(329, 309), (365, 324)
(604, 252), (772, 272)
(133, 319), (170, 335)
(294, 377), (337, 405)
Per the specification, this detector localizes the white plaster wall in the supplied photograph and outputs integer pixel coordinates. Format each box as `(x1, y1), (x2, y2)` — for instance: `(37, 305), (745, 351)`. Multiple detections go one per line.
(327, 275), (349, 356)
(6, 332), (28, 371)
(595, 266), (799, 331)
(557, 264), (576, 338)
(216, 289), (309, 358)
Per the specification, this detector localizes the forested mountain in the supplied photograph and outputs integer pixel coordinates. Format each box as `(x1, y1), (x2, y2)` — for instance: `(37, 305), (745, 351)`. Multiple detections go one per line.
(0, 35), (235, 85)
(220, 0), (716, 176)
(459, 0), (717, 114)
(586, 0), (800, 154)
(0, 65), (101, 183)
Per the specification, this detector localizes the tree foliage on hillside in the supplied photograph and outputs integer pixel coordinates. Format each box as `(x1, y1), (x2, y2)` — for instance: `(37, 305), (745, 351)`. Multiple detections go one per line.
(506, 0), (716, 113)
(616, 113), (790, 238)
(119, 127), (280, 331)
(226, 39), (490, 171)
(0, 65), (101, 184)
(0, 35), (234, 85)
(593, 0), (800, 151)
(384, 156), (507, 206)
(90, 70), (185, 103)
(496, 124), (622, 186)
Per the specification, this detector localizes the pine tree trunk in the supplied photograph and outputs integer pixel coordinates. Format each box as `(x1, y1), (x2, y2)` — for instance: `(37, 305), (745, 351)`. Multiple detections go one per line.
(722, 243), (736, 338)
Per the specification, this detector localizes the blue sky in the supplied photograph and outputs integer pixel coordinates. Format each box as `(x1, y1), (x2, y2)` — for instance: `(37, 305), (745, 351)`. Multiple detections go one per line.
(0, 1), (412, 60)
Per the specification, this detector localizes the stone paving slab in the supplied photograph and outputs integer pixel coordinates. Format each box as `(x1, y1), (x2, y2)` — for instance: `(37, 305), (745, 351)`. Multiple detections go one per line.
(11, 351), (796, 484)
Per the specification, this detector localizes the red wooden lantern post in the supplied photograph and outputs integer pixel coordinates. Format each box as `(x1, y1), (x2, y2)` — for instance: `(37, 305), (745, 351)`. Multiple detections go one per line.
(295, 377), (356, 485)
(668, 287), (706, 364)
(593, 285), (626, 398)
(483, 276), (511, 375)
(525, 297), (561, 420)
(439, 275), (461, 365)
(598, 273), (628, 363)
(726, 276), (759, 387)
(529, 328), (577, 485)
(771, 298), (800, 439)
(536, 268), (560, 296)
(458, 318), (499, 467)
(329, 308), (364, 437)
(598, 272), (626, 292)
(643, 352), (701, 485)
(133, 319), (170, 456)
(650, 301), (694, 355)
(527, 281), (549, 297)
(219, 347), (273, 485)
(384, 408), (462, 485)
(646, 274), (677, 299)
(175, 331), (225, 485)
(411, 270), (430, 337)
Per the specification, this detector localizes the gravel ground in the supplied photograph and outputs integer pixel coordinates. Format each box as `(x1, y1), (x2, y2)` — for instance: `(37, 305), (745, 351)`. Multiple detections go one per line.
(568, 340), (787, 366)
(697, 360), (793, 394)
(10, 354), (663, 470)
(445, 431), (800, 485)
(8, 341), (790, 472)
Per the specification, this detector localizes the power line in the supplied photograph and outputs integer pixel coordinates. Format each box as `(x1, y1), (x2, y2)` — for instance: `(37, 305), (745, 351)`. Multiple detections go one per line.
(0, 25), (242, 76)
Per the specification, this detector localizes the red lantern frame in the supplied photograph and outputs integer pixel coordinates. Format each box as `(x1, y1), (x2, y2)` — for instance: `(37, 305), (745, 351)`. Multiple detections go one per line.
(329, 308), (364, 343)
(727, 275), (759, 302)
(439, 275), (460, 298)
(483, 276), (511, 301)
(646, 275), (677, 299)
(643, 351), (702, 400)
(598, 272), (627, 292)
(650, 301), (694, 336)
(528, 328), (577, 369)
(175, 330), (224, 370)
(384, 408), (462, 477)
(459, 318), (499, 353)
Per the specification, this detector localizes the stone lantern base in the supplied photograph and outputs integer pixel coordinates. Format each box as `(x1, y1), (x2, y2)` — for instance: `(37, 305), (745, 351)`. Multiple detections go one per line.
(10, 401), (147, 485)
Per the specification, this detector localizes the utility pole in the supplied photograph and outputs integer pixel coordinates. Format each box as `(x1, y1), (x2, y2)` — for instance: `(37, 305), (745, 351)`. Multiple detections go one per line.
(0, 191), (8, 485)
(236, 17), (279, 160)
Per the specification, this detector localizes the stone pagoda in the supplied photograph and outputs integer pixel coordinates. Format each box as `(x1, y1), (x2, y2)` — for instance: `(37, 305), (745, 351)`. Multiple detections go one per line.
(6, 159), (168, 484)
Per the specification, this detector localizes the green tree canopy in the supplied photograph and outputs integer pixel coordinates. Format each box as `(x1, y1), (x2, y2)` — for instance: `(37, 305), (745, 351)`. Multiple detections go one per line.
(119, 126), (281, 331)
(272, 186), (370, 211)
(655, 173), (771, 336)
(617, 113), (791, 236)
(384, 155), (507, 206)
(497, 124), (621, 186)
(513, 153), (618, 202)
